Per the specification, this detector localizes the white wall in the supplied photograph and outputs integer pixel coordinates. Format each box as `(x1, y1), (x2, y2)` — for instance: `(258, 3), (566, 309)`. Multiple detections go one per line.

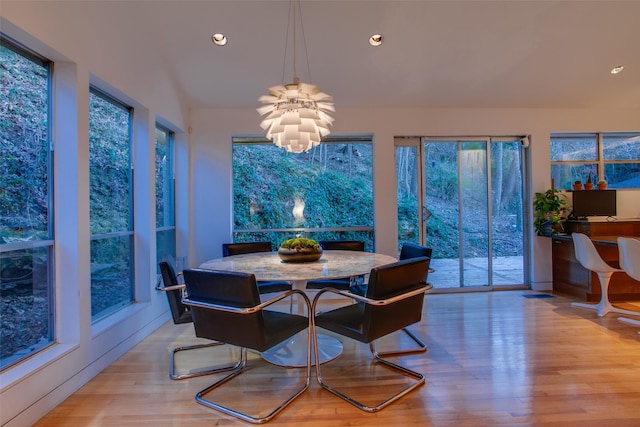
(188, 107), (640, 288)
(0, 15), (190, 427)
(2, 6), (640, 426)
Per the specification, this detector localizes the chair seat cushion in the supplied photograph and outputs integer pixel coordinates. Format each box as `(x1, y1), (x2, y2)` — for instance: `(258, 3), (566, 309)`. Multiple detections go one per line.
(315, 304), (368, 343)
(306, 275), (365, 291)
(316, 294), (424, 343)
(305, 278), (352, 290)
(259, 311), (309, 352)
(257, 280), (292, 294)
(194, 309), (309, 353)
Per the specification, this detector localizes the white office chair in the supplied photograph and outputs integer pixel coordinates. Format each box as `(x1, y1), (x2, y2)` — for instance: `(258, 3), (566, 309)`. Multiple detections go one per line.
(616, 237), (640, 332)
(570, 233), (640, 317)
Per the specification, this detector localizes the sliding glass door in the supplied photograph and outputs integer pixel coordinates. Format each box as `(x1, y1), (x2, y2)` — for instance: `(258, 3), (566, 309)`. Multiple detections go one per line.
(396, 137), (526, 290)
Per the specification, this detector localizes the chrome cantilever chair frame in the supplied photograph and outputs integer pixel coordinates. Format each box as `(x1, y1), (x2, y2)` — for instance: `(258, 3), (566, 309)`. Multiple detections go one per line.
(182, 282), (312, 424)
(312, 285), (432, 412)
(311, 257), (432, 412)
(158, 283), (241, 380)
(157, 262), (238, 380)
(616, 237), (640, 333)
(569, 233), (640, 317)
(348, 242), (433, 356)
(394, 242), (434, 355)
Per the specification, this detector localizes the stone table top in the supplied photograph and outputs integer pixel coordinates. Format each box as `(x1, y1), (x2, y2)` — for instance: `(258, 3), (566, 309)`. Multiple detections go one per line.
(198, 250), (397, 283)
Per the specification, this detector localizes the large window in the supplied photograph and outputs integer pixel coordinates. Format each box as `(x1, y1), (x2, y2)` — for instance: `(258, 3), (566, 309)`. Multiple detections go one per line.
(396, 137), (527, 289)
(155, 125), (175, 268)
(232, 137), (374, 249)
(551, 133), (640, 190)
(0, 37), (54, 369)
(89, 88), (133, 321)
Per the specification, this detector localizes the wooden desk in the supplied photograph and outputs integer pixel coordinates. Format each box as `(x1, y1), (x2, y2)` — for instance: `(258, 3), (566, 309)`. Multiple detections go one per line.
(552, 220), (640, 301)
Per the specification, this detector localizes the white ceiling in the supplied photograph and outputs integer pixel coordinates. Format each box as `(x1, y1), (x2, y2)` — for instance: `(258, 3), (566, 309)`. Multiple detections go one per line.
(16, 0), (640, 110)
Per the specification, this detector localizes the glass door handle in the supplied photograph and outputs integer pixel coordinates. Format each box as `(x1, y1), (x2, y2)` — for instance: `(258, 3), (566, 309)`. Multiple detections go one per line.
(422, 206), (432, 222)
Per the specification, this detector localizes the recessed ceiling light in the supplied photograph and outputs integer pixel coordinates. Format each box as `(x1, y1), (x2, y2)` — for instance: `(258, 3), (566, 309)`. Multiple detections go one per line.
(211, 33), (228, 46)
(610, 65), (624, 74)
(369, 34), (383, 47)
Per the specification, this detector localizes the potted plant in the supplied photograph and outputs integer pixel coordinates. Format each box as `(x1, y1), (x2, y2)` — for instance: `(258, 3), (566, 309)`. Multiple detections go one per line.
(584, 173), (594, 190)
(278, 237), (323, 263)
(533, 188), (569, 236)
(572, 180), (582, 191)
(597, 180), (607, 190)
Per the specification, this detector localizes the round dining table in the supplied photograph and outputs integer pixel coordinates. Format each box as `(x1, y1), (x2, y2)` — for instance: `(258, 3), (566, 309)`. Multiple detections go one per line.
(199, 250), (397, 367)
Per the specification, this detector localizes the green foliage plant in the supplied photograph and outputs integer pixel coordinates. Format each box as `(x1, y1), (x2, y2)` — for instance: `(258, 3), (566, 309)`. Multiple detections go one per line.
(280, 237), (321, 251)
(533, 188), (568, 236)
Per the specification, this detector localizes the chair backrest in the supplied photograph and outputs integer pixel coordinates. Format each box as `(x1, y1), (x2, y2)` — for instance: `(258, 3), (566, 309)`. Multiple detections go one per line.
(618, 237), (640, 281)
(572, 232), (617, 273)
(159, 261), (191, 324)
(363, 257), (430, 341)
(319, 240), (365, 251)
(182, 268), (267, 349)
(399, 242), (432, 284)
(399, 242), (432, 261)
(222, 241), (272, 256)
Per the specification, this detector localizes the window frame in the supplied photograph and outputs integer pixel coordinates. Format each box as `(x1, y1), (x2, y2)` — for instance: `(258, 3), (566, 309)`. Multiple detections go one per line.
(231, 135), (375, 250)
(154, 124), (176, 268)
(0, 35), (55, 370)
(551, 132), (640, 190)
(88, 86), (135, 322)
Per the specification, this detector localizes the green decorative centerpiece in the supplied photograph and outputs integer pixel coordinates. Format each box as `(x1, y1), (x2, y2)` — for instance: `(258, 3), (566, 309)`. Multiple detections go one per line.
(278, 238), (323, 263)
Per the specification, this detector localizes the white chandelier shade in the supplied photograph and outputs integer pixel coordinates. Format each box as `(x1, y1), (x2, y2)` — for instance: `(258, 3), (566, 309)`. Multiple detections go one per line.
(257, 78), (335, 153)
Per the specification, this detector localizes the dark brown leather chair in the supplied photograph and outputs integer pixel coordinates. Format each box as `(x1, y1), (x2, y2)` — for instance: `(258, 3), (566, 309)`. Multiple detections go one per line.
(305, 240), (366, 291)
(345, 242), (433, 355)
(222, 242), (292, 294)
(311, 257), (432, 412)
(399, 241), (433, 263)
(182, 268), (312, 423)
(158, 262), (239, 380)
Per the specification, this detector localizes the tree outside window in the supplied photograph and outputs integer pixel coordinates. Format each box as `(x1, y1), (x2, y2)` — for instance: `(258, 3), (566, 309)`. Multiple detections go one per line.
(232, 137), (374, 250)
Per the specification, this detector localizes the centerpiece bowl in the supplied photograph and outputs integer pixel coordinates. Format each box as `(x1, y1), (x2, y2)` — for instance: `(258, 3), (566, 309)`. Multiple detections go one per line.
(278, 238), (323, 263)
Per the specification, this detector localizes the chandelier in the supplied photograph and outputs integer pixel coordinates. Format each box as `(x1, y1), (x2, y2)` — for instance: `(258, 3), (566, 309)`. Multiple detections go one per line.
(257, 0), (334, 153)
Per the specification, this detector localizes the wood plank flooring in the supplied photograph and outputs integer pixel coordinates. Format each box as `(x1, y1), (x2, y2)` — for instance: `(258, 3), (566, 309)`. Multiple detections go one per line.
(34, 291), (640, 426)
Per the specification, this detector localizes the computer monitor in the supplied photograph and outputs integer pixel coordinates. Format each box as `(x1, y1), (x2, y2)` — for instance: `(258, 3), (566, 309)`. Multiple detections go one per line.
(571, 190), (617, 219)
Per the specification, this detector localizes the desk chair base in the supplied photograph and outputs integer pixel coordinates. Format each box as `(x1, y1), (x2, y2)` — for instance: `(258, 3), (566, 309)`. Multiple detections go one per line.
(315, 341), (425, 413)
(570, 271), (640, 318)
(570, 301), (640, 318)
(170, 341), (240, 380)
(618, 317), (640, 334)
(195, 347), (311, 424)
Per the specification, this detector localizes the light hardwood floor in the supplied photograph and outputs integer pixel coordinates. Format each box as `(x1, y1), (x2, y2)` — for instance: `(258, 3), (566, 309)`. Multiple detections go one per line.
(35, 291), (640, 426)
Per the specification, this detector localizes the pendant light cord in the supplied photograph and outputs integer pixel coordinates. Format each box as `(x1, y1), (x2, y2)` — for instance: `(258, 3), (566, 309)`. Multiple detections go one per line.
(280, 0), (313, 84)
(280, 1), (292, 84)
(298, 0), (313, 84)
(293, 0), (298, 80)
